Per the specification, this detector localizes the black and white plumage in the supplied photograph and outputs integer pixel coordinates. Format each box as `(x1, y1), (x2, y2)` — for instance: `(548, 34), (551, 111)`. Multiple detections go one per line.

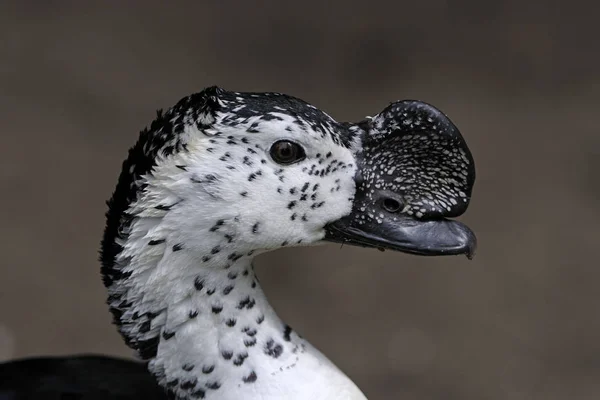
(0, 87), (476, 399)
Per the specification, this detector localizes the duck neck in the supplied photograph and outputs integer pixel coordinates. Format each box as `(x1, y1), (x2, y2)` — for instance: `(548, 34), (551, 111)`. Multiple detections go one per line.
(148, 256), (300, 399)
(111, 238), (366, 400)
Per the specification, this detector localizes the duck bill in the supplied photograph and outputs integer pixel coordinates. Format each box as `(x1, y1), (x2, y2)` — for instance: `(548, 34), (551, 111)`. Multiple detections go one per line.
(325, 99), (478, 259)
(324, 216), (477, 259)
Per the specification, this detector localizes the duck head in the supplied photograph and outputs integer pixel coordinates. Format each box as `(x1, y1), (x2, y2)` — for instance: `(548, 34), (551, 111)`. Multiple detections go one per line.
(103, 87), (476, 292)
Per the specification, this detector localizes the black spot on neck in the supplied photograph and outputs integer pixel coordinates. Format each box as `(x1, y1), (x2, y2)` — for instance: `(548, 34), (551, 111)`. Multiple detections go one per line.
(283, 325), (292, 341)
(265, 339), (284, 358)
(233, 352), (248, 366)
(237, 297), (253, 309)
(172, 243), (184, 252)
(205, 381), (221, 390)
(162, 330), (175, 340)
(180, 378), (197, 390)
(139, 320), (151, 333)
(243, 371), (257, 383)
(194, 277), (205, 291)
(209, 219), (225, 232)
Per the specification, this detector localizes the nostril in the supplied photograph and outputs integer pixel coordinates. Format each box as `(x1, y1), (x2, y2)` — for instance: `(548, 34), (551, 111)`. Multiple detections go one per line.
(382, 197), (402, 213)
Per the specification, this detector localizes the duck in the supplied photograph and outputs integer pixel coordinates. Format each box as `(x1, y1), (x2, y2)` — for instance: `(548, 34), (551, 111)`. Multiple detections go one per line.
(0, 86), (476, 399)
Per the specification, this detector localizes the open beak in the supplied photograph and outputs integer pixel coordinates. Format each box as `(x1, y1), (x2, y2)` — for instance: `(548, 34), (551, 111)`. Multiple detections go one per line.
(325, 100), (477, 259)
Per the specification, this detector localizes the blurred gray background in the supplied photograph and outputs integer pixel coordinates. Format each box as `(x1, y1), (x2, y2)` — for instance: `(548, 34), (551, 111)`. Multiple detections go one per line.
(1, 1), (598, 399)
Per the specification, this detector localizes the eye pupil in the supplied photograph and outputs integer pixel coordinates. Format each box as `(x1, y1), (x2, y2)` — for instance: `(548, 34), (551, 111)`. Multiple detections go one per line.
(270, 140), (306, 165)
(382, 198), (402, 213)
(279, 145), (292, 157)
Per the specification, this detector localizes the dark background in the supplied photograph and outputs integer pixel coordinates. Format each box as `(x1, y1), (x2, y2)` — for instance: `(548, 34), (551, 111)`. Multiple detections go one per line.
(1, 1), (599, 399)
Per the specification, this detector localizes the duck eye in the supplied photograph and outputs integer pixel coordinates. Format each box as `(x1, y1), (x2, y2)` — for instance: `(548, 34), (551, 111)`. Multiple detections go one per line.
(382, 197), (402, 213)
(270, 140), (306, 165)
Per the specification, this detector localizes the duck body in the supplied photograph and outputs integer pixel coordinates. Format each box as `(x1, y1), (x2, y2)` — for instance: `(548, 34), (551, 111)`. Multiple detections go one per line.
(0, 355), (165, 399)
(0, 87), (476, 399)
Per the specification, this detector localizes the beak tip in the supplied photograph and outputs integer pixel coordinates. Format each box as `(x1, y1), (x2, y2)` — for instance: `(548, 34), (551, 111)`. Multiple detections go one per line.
(463, 227), (477, 260)
(466, 249), (476, 260)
